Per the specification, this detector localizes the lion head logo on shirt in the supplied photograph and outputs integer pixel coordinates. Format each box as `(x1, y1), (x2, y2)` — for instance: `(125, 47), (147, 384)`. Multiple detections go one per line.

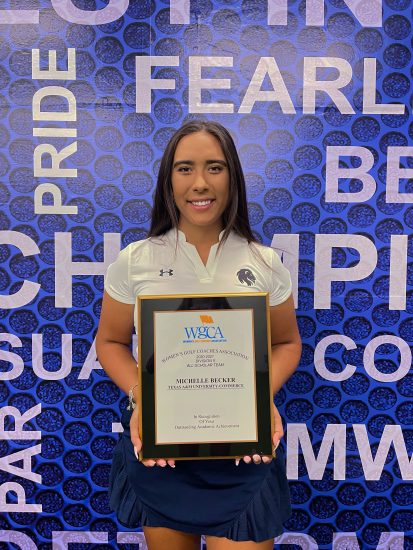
(237, 268), (256, 286)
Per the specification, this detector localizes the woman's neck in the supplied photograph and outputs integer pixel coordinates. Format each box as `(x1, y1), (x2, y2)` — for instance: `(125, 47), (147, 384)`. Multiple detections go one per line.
(178, 224), (225, 266)
(178, 223), (223, 247)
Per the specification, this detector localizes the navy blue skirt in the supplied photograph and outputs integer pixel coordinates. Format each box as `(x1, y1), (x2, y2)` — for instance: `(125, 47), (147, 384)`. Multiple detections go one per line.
(109, 408), (291, 542)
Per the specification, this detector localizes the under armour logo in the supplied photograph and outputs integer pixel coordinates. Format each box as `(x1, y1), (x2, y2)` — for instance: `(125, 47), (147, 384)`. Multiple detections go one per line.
(159, 269), (174, 277)
(237, 268), (256, 286)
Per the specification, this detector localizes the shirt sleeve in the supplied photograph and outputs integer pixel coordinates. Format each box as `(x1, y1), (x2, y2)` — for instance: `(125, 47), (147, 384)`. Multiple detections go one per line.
(104, 245), (135, 304)
(268, 247), (292, 306)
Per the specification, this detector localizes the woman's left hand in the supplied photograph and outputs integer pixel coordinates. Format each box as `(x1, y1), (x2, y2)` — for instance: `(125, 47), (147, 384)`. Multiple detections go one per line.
(235, 403), (283, 466)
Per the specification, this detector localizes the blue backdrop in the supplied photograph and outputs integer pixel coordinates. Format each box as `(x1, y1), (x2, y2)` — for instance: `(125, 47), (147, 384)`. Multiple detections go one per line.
(0, 0), (412, 548)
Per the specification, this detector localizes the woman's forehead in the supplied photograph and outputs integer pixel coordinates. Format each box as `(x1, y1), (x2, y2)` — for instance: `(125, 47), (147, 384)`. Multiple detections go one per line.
(174, 131), (226, 159)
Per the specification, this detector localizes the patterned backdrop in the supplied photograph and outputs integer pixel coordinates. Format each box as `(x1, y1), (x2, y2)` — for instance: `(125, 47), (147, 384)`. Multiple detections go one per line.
(0, 0), (412, 548)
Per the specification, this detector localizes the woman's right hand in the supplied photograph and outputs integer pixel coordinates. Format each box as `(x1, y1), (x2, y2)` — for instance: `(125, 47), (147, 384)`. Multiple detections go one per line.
(129, 406), (175, 468)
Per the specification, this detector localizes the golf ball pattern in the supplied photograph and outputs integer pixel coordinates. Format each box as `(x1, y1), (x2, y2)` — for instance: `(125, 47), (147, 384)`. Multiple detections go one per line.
(0, 0), (412, 547)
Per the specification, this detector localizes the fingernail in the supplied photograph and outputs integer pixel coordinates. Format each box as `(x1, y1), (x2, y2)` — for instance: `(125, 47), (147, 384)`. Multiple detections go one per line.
(170, 464), (176, 468)
(235, 459), (240, 466)
(134, 446), (140, 461)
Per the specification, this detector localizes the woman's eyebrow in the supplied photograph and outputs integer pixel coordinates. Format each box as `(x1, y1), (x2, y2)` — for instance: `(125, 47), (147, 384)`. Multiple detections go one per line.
(173, 160), (194, 167)
(173, 159), (227, 168)
(206, 160), (227, 166)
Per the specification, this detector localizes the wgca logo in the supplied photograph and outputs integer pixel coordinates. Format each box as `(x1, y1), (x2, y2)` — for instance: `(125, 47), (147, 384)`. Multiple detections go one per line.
(183, 315), (226, 342)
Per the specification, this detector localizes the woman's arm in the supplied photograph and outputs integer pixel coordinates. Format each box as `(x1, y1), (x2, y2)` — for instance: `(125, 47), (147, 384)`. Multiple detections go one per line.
(96, 291), (175, 468)
(270, 294), (302, 394)
(239, 293), (300, 465)
(95, 291), (138, 397)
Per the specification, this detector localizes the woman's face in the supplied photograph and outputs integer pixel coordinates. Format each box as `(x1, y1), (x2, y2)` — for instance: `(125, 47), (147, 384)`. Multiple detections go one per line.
(171, 131), (230, 237)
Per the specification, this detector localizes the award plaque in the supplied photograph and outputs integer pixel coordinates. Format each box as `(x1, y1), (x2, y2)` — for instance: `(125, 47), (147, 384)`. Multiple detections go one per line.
(137, 293), (274, 460)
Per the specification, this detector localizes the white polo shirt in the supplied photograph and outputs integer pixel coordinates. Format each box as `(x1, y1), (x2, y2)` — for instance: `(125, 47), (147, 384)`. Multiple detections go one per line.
(105, 229), (292, 328)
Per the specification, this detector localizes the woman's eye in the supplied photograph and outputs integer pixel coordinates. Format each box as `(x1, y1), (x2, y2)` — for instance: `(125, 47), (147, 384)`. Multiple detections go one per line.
(209, 165), (223, 172)
(177, 166), (191, 173)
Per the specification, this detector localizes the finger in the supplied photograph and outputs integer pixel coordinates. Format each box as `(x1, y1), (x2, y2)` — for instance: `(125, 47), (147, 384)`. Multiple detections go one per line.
(243, 456), (252, 464)
(167, 459), (176, 468)
(273, 404), (284, 439)
(252, 453), (261, 464)
(157, 459), (167, 467)
(143, 459), (156, 467)
(273, 432), (281, 450)
(132, 436), (142, 451)
(129, 410), (142, 450)
(273, 427), (283, 441)
(235, 458), (240, 466)
(262, 456), (271, 464)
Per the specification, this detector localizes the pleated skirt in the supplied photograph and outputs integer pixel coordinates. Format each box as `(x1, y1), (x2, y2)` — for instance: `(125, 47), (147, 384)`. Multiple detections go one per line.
(109, 408), (291, 542)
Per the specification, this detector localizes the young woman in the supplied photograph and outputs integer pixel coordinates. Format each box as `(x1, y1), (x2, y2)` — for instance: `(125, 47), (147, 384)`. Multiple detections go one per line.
(96, 121), (301, 550)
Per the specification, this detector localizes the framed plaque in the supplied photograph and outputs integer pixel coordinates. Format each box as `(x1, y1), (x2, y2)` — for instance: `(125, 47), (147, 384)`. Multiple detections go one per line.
(137, 293), (274, 460)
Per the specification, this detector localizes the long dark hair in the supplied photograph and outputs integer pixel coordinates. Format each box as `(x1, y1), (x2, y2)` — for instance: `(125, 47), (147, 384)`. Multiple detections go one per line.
(149, 120), (257, 245)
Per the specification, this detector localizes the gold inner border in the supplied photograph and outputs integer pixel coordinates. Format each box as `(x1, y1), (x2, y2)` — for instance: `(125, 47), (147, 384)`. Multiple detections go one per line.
(153, 308), (258, 445)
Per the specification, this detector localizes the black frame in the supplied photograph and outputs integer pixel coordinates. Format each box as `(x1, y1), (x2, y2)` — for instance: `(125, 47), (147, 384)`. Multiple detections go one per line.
(138, 293), (274, 460)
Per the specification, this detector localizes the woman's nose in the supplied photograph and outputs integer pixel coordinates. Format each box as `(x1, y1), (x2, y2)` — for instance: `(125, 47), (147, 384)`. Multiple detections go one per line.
(192, 172), (209, 190)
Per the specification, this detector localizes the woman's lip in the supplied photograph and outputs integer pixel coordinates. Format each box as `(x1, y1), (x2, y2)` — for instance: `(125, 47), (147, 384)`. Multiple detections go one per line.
(187, 199), (215, 210)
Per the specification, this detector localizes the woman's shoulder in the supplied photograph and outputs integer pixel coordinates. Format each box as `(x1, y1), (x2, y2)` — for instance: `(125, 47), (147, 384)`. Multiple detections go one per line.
(117, 233), (174, 272)
(122, 233), (170, 256)
(105, 234), (172, 300)
(247, 242), (292, 289)
(244, 239), (283, 265)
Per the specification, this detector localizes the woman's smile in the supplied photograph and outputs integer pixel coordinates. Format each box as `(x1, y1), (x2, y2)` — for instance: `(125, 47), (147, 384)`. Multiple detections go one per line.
(187, 198), (215, 209)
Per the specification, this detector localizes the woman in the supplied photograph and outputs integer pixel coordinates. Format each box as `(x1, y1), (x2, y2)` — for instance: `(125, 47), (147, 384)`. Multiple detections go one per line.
(96, 120), (301, 549)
